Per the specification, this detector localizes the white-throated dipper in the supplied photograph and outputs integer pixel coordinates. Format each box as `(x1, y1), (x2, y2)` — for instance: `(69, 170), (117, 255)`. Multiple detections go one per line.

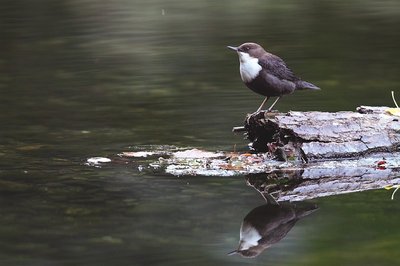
(227, 42), (320, 112)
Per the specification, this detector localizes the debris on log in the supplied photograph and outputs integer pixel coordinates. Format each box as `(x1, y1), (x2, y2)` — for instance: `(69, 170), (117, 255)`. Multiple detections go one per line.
(237, 106), (400, 161)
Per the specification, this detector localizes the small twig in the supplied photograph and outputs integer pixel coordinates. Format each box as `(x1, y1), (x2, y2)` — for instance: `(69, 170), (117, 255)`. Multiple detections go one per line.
(232, 126), (246, 133)
(391, 91), (399, 108)
(391, 186), (399, 200)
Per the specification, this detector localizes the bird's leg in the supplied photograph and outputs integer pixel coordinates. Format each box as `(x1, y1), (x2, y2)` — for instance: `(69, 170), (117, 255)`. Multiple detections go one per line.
(256, 96), (269, 112)
(246, 97), (270, 125)
(266, 96), (281, 112)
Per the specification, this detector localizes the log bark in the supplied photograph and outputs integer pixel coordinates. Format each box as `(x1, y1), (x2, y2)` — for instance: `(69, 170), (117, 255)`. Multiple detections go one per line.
(240, 106), (400, 161)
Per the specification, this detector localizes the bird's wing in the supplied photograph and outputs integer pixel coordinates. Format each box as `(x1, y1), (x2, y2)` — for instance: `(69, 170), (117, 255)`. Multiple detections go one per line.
(260, 219), (297, 246)
(258, 53), (298, 81)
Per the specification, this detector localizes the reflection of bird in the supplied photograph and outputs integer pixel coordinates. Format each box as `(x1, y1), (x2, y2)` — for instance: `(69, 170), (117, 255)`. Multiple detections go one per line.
(228, 202), (318, 258)
(227, 42), (320, 112)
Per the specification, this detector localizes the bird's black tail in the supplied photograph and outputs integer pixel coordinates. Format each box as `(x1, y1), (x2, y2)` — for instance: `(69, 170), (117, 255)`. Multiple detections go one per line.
(294, 203), (319, 219)
(296, 80), (320, 90)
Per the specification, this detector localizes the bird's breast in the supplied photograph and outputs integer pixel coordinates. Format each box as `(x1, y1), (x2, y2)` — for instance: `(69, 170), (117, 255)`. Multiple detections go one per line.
(238, 53), (262, 83)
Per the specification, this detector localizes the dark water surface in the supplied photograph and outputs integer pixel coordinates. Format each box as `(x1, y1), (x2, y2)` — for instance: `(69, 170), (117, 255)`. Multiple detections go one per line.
(1, 0), (400, 265)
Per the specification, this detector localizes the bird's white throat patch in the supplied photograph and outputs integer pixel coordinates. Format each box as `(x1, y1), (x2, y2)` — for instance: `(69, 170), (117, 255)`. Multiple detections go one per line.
(239, 224), (262, 250)
(238, 52), (262, 83)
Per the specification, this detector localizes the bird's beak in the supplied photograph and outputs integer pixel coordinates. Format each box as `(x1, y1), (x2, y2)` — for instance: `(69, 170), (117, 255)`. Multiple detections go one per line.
(227, 46), (238, 51)
(227, 250), (238, 256)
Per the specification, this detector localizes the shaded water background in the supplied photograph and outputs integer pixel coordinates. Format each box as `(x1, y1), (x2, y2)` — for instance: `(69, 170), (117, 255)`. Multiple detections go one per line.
(0, 0), (400, 265)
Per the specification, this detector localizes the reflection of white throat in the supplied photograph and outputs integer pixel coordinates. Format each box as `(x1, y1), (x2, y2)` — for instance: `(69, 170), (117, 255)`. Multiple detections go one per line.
(238, 52), (262, 83)
(239, 225), (262, 250)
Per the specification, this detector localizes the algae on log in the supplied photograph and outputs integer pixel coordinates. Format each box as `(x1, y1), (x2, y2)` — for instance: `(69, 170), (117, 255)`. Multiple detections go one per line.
(237, 106), (400, 161)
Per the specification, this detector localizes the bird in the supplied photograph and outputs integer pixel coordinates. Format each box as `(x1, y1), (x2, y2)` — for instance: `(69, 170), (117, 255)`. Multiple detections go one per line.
(227, 42), (320, 113)
(228, 202), (318, 258)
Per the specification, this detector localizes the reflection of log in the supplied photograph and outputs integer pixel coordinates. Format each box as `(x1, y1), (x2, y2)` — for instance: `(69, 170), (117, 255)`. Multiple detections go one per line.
(246, 165), (400, 202)
(239, 106), (400, 161)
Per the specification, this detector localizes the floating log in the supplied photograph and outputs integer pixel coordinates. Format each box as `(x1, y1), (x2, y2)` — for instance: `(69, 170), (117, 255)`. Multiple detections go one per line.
(238, 106), (400, 161)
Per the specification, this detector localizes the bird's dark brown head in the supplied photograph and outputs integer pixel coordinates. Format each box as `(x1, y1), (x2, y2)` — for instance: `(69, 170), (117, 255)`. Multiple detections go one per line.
(227, 42), (266, 58)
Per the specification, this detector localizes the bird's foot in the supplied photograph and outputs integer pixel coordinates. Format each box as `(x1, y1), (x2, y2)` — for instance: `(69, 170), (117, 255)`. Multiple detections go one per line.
(264, 108), (281, 116)
(250, 110), (263, 116)
(246, 110), (263, 124)
(246, 109), (279, 124)
(245, 112), (255, 123)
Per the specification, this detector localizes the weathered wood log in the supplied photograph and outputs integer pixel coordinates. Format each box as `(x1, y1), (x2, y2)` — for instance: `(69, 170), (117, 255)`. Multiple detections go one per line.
(240, 106), (400, 161)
